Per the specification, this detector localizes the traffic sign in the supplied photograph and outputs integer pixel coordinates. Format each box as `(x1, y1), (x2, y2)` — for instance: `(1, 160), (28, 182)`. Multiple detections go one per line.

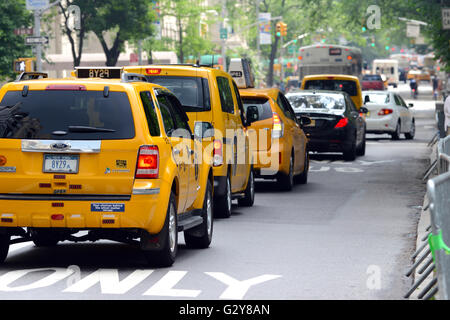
(220, 28), (228, 40)
(25, 36), (49, 45)
(26, 0), (49, 11)
(442, 8), (450, 30)
(14, 27), (34, 36)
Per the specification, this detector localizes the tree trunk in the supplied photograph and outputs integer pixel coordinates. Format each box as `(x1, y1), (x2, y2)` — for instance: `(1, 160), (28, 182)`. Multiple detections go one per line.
(266, 30), (279, 88)
(177, 16), (184, 63)
(97, 31), (124, 66)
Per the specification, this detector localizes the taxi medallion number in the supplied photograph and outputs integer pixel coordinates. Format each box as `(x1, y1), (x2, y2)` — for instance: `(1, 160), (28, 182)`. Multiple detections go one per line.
(43, 154), (79, 174)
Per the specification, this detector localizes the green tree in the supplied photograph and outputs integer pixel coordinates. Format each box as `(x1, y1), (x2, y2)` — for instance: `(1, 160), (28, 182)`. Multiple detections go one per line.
(157, 0), (216, 63)
(89, 0), (154, 66)
(0, 0), (32, 81)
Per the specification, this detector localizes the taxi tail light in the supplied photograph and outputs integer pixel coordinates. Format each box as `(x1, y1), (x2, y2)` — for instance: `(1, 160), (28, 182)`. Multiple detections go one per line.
(136, 145), (159, 179)
(213, 139), (223, 167)
(271, 113), (284, 139)
(378, 109), (393, 116)
(334, 117), (348, 128)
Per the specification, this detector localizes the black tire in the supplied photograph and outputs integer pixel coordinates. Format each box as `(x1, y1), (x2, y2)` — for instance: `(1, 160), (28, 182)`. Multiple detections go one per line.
(144, 192), (178, 267)
(184, 181), (213, 249)
(343, 141), (357, 161)
(0, 233), (10, 264)
(405, 120), (415, 140)
(31, 230), (59, 247)
(238, 168), (255, 207)
(356, 133), (366, 156)
(277, 154), (294, 191)
(214, 174), (232, 218)
(294, 150), (309, 185)
(391, 121), (401, 140)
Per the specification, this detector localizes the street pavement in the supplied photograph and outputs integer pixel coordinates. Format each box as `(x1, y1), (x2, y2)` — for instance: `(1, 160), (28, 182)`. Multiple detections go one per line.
(0, 82), (436, 300)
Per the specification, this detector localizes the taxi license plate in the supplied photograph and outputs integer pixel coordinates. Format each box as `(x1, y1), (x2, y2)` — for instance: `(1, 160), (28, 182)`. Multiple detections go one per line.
(43, 154), (79, 174)
(307, 119), (316, 127)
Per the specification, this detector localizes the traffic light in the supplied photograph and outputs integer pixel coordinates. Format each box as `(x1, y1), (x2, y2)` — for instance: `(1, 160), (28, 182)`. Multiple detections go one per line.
(280, 22), (287, 37)
(276, 22), (282, 37)
(199, 22), (208, 37)
(13, 58), (35, 73)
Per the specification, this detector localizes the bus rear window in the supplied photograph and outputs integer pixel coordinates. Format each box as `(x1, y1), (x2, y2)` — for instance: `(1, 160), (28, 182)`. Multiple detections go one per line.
(0, 90), (135, 140)
(304, 80), (358, 96)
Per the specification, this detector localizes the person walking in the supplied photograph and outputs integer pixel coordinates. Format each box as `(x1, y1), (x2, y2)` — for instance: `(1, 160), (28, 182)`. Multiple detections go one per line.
(445, 94), (450, 136)
(432, 75), (439, 100)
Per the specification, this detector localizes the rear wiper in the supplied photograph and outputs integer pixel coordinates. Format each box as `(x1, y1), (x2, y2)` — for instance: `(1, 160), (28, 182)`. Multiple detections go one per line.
(68, 126), (116, 133)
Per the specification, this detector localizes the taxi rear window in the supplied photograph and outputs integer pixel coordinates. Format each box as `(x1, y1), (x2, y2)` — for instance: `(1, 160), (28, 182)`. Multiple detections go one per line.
(242, 97), (273, 121)
(0, 90), (135, 140)
(146, 76), (211, 112)
(304, 80), (358, 96)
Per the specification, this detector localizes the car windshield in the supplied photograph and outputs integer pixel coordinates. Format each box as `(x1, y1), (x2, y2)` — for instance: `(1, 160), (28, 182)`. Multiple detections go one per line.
(241, 97), (273, 121)
(286, 93), (346, 113)
(0, 90), (135, 140)
(363, 93), (390, 104)
(146, 76), (211, 112)
(303, 79), (358, 96)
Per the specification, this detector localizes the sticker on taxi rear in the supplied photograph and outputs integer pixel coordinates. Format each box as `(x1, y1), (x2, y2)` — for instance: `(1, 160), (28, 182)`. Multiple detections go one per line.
(91, 203), (125, 212)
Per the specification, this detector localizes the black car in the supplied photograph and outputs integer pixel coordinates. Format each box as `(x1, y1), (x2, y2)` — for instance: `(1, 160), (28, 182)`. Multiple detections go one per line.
(286, 90), (367, 161)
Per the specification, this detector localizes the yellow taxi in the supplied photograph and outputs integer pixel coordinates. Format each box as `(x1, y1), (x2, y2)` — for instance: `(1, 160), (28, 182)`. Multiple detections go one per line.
(124, 64), (255, 218)
(239, 88), (309, 190)
(300, 74), (363, 110)
(0, 68), (215, 267)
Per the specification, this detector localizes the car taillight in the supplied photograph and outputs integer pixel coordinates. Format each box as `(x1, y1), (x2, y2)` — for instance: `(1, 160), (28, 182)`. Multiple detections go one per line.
(213, 139), (223, 167)
(378, 109), (393, 116)
(136, 145), (159, 179)
(271, 113), (284, 138)
(335, 117), (348, 128)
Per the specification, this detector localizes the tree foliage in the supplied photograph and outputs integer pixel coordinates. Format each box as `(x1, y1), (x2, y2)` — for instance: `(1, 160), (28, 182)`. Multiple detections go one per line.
(0, 0), (32, 81)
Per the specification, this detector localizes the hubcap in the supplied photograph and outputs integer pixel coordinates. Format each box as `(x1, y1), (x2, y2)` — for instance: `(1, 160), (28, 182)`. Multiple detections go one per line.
(227, 178), (232, 212)
(206, 191), (212, 238)
(168, 203), (176, 253)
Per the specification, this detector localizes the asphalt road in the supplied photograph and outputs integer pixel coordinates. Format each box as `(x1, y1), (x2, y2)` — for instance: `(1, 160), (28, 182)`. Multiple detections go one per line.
(0, 82), (436, 300)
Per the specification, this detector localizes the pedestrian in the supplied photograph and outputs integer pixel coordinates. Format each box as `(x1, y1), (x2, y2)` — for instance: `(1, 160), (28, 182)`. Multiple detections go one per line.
(432, 75), (439, 100)
(444, 94), (450, 136)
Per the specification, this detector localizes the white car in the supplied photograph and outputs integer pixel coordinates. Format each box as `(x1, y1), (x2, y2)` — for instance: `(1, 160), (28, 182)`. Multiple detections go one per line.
(362, 91), (415, 140)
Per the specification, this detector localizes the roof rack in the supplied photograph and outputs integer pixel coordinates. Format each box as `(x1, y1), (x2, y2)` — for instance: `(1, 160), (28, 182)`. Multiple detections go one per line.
(16, 72), (48, 82)
(121, 73), (148, 83)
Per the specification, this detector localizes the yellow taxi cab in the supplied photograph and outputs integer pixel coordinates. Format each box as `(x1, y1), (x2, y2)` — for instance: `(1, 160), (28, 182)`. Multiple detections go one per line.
(238, 88), (309, 190)
(0, 68), (215, 267)
(124, 64), (255, 218)
(300, 74), (363, 110)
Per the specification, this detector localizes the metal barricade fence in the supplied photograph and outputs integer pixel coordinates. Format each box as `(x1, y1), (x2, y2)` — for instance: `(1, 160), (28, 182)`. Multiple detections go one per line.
(438, 136), (450, 174)
(428, 171), (450, 299)
(405, 137), (450, 300)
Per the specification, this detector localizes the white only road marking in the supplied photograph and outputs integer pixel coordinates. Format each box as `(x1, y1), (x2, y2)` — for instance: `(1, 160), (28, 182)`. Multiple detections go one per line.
(204, 272), (282, 300)
(0, 267), (282, 299)
(309, 166), (331, 172)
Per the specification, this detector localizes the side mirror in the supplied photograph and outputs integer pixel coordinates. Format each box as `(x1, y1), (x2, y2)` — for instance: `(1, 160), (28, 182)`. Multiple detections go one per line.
(408, 103), (414, 108)
(359, 107), (369, 114)
(194, 121), (215, 139)
(245, 105), (259, 126)
(299, 115), (312, 127)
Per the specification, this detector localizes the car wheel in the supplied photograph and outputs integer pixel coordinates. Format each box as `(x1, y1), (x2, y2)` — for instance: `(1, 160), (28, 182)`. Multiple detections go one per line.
(405, 120), (415, 140)
(294, 150), (309, 184)
(391, 121), (401, 140)
(0, 233), (10, 264)
(144, 192), (178, 267)
(238, 168), (255, 207)
(277, 154), (294, 191)
(214, 174), (232, 218)
(356, 132), (366, 156)
(185, 180), (213, 249)
(343, 140), (357, 161)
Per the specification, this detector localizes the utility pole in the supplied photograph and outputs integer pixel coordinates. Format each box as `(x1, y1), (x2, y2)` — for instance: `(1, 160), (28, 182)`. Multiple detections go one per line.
(221, 0), (227, 71)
